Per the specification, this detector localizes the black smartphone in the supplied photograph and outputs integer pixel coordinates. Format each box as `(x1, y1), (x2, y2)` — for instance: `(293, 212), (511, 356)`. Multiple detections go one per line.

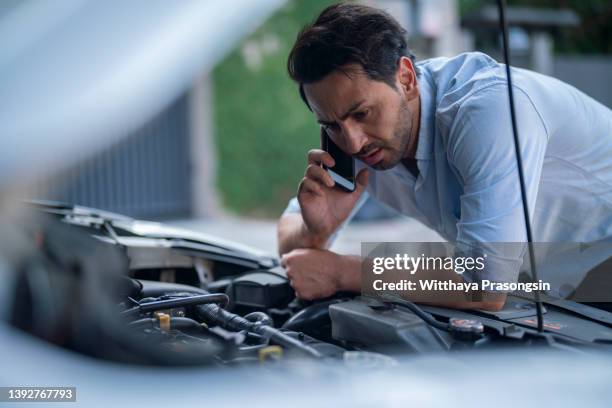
(321, 129), (355, 192)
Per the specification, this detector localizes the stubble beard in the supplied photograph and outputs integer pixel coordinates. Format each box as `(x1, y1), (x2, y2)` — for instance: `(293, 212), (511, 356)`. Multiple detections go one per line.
(370, 99), (413, 171)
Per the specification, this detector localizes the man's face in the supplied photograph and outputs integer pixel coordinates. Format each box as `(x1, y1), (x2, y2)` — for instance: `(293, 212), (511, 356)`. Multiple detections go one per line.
(303, 63), (418, 170)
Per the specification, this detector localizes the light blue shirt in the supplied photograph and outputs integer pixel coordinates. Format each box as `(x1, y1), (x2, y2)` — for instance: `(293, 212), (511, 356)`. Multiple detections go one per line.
(284, 52), (612, 293)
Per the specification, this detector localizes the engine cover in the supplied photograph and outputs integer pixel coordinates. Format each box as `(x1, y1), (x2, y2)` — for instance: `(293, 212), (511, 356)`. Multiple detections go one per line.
(329, 298), (452, 353)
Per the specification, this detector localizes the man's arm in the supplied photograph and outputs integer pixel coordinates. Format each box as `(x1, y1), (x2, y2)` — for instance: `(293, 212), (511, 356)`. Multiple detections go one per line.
(277, 212), (328, 256)
(282, 248), (506, 311)
(277, 148), (369, 256)
(277, 189), (369, 256)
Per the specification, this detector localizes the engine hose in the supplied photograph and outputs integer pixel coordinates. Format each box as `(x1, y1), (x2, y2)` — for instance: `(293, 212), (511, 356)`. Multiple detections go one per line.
(392, 301), (450, 332)
(127, 318), (157, 330)
(127, 316), (206, 333)
(121, 293), (229, 318)
(195, 304), (322, 359)
(255, 325), (322, 358)
(244, 311), (273, 326)
(168, 317), (208, 332)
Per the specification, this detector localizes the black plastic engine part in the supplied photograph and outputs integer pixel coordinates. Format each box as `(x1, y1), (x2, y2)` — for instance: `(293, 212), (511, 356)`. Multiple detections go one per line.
(230, 268), (293, 309)
(281, 330), (345, 358)
(282, 298), (347, 343)
(115, 277), (143, 300)
(329, 298), (452, 353)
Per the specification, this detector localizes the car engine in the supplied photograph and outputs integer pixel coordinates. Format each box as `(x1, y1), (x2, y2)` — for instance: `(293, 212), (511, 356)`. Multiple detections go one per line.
(4, 202), (612, 368)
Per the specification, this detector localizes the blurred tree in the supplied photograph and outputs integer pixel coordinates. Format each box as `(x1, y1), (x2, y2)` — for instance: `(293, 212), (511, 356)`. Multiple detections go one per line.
(460, 0), (612, 54)
(213, 0), (335, 217)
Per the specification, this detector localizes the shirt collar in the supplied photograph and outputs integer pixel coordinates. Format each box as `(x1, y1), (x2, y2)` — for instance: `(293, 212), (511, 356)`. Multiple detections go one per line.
(414, 71), (435, 161)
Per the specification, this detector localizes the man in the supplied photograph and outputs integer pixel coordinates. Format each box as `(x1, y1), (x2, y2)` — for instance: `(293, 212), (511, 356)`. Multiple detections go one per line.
(277, 3), (612, 310)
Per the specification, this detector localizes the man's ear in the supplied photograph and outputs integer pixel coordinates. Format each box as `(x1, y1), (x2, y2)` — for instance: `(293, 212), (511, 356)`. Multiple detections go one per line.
(397, 56), (418, 100)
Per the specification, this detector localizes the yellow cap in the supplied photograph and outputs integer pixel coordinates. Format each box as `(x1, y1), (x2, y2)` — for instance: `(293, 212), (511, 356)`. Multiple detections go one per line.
(157, 313), (171, 331)
(258, 345), (283, 363)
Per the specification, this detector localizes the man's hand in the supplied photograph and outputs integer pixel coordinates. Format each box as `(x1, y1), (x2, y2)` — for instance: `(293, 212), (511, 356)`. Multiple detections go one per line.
(277, 145), (368, 256)
(297, 148), (368, 247)
(281, 248), (360, 300)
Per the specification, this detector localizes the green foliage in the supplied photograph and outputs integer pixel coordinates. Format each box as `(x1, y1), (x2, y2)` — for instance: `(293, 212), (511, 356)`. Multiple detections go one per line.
(212, 0), (335, 217)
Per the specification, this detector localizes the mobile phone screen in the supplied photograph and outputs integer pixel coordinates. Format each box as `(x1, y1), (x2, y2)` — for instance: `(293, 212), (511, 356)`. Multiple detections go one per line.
(322, 130), (355, 192)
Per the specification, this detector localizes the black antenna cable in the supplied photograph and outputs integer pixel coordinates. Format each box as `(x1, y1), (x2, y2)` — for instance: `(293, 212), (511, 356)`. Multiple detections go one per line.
(496, 0), (544, 332)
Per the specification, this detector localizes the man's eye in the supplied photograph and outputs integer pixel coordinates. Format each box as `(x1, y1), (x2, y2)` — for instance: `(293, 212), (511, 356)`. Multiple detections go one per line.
(353, 110), (368, 120)
(325, 124), (340, 134)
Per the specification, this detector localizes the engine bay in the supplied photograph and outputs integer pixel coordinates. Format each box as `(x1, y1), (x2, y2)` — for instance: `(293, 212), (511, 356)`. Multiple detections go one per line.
(5, 202), (612, 368)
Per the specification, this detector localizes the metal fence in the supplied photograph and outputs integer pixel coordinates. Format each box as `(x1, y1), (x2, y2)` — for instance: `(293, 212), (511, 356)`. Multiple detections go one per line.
(33, 94), (192, 220)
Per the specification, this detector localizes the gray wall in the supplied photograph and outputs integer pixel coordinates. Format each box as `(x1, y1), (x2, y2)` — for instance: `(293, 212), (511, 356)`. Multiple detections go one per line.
(554, 56), (612, 108)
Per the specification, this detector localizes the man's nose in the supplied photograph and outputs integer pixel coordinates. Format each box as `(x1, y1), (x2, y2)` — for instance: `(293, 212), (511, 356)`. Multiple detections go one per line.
(341, 121), (367, 155)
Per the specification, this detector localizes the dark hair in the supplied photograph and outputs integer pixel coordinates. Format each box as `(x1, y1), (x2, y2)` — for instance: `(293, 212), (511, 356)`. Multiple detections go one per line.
(287, 3), (416, 107)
